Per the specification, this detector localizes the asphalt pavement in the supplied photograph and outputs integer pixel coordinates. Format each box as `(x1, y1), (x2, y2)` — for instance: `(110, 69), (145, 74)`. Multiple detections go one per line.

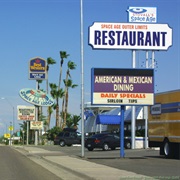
(12, 145), (152, 180)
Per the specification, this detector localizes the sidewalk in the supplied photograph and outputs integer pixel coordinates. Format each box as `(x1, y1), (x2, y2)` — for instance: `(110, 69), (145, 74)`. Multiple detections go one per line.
(13, 145), (151, 180)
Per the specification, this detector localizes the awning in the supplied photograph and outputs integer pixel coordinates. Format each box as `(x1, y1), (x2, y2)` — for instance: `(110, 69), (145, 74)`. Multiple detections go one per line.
(96, 115), (121, 125)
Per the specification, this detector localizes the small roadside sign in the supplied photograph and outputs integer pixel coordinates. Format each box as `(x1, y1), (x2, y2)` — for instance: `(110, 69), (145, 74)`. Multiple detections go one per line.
(4, 133), (10, 138)
(9, 126), (13, 131)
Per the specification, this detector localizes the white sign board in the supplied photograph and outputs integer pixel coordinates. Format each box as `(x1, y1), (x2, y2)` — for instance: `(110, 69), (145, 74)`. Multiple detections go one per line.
(89, 22), (172, 50)
(30, 121), (43, 130)
(127, 7), (157, 23)
(17, 105), (35, 121)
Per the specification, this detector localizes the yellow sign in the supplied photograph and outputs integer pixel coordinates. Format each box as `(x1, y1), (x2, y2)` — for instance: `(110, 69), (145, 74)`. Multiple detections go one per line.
(9, 126), (13, 131)
(4, 133), (10, 138)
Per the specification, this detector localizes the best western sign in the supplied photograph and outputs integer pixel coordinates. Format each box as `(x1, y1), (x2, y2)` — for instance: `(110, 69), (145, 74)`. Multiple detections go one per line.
(89, 22), (172, 50)
(29, 57), (47, 80)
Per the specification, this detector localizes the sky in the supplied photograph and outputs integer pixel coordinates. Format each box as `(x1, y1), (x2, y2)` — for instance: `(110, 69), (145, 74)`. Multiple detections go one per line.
(0, 0), (179, 135)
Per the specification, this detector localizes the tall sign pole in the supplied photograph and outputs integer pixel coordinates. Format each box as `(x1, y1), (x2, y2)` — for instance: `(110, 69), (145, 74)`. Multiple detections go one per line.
(80, 0), (85, 158)
(120, 105), (125, 157)
(144, 51), (149, 149)
(131, 50), (136, 149)
(35, 81), (39, 146)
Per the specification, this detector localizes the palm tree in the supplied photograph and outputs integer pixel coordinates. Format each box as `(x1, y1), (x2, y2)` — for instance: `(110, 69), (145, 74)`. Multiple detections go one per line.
(66, 60), (76, 77)
(72, 115), (81, 129)
(46, 57), (56, 129)
(46, 106), (53, 130)
(58, 51), (69, 89)
(49, 83), (64, 127)
(58, 51), (69, 128)
(46, 57), (56, 93)
(62, 79), (78, 128)
(66, 113), (73, 128)
(61, 61), (77, 129)
(61, 60), (76, 128)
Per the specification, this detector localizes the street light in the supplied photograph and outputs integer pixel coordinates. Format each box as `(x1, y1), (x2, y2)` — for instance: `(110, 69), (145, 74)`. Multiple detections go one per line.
(1, 97), (15, 140)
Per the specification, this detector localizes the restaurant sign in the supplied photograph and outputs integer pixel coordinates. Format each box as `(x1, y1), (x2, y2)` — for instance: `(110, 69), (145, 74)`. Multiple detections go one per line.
(89, 22), (172, 50)
(91, 68), (154, 105)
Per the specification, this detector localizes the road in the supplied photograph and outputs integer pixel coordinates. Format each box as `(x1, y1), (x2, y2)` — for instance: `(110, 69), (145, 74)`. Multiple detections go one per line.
(39, 145), (180, 178)
(0, 145), (60, 180)
(2, 144), (180, 179)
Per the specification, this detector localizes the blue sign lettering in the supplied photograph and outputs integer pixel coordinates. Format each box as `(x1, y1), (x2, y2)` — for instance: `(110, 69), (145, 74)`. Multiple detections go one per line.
(94, 30), (167, 47)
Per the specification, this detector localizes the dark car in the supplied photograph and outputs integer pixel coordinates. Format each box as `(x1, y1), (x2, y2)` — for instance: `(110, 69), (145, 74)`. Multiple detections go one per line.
(85, 133), (131, 151)
(54, 130), (81, 147)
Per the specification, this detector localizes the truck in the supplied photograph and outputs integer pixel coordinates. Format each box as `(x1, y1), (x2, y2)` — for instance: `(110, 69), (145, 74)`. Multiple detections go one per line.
(148, 89), (180, 159)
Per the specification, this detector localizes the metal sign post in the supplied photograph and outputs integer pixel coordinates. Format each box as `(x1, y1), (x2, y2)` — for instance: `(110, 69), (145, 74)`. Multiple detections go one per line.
(120, 105), (125, 158)
(80, 0), (85, 158)
(131, 50), (136, 149)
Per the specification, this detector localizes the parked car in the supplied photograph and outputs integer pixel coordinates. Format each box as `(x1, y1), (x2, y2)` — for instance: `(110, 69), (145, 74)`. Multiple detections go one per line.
(85, 132), (131, 151)
(54, 130), (81, 147)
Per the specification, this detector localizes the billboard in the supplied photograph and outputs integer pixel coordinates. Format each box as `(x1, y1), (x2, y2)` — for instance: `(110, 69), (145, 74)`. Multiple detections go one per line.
(17, 106), (35, 121)
(127, 7), (157, 23)
(91, 68), (154, 105)
(89, 22), (172, 50)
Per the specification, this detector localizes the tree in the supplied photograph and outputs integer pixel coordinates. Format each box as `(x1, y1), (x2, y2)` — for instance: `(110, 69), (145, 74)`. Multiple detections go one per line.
(66, 113), (74, 128)
(57, 51), (69, 128)
(62, 79), (78, 128)
(62, 61), (76, 127)
(46, 106), (53, 130)
(46, 57), (56, 93)
(46, 57), (56, 129)
(61, 61), (77, 128)
(46, 126), (62, 141)
(59, 60), (76, 127)
(49, 83), (64, 127)
(58, 51), (69, 89)
(71, 115), (81, 129)
(65, 114), (81, 129)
